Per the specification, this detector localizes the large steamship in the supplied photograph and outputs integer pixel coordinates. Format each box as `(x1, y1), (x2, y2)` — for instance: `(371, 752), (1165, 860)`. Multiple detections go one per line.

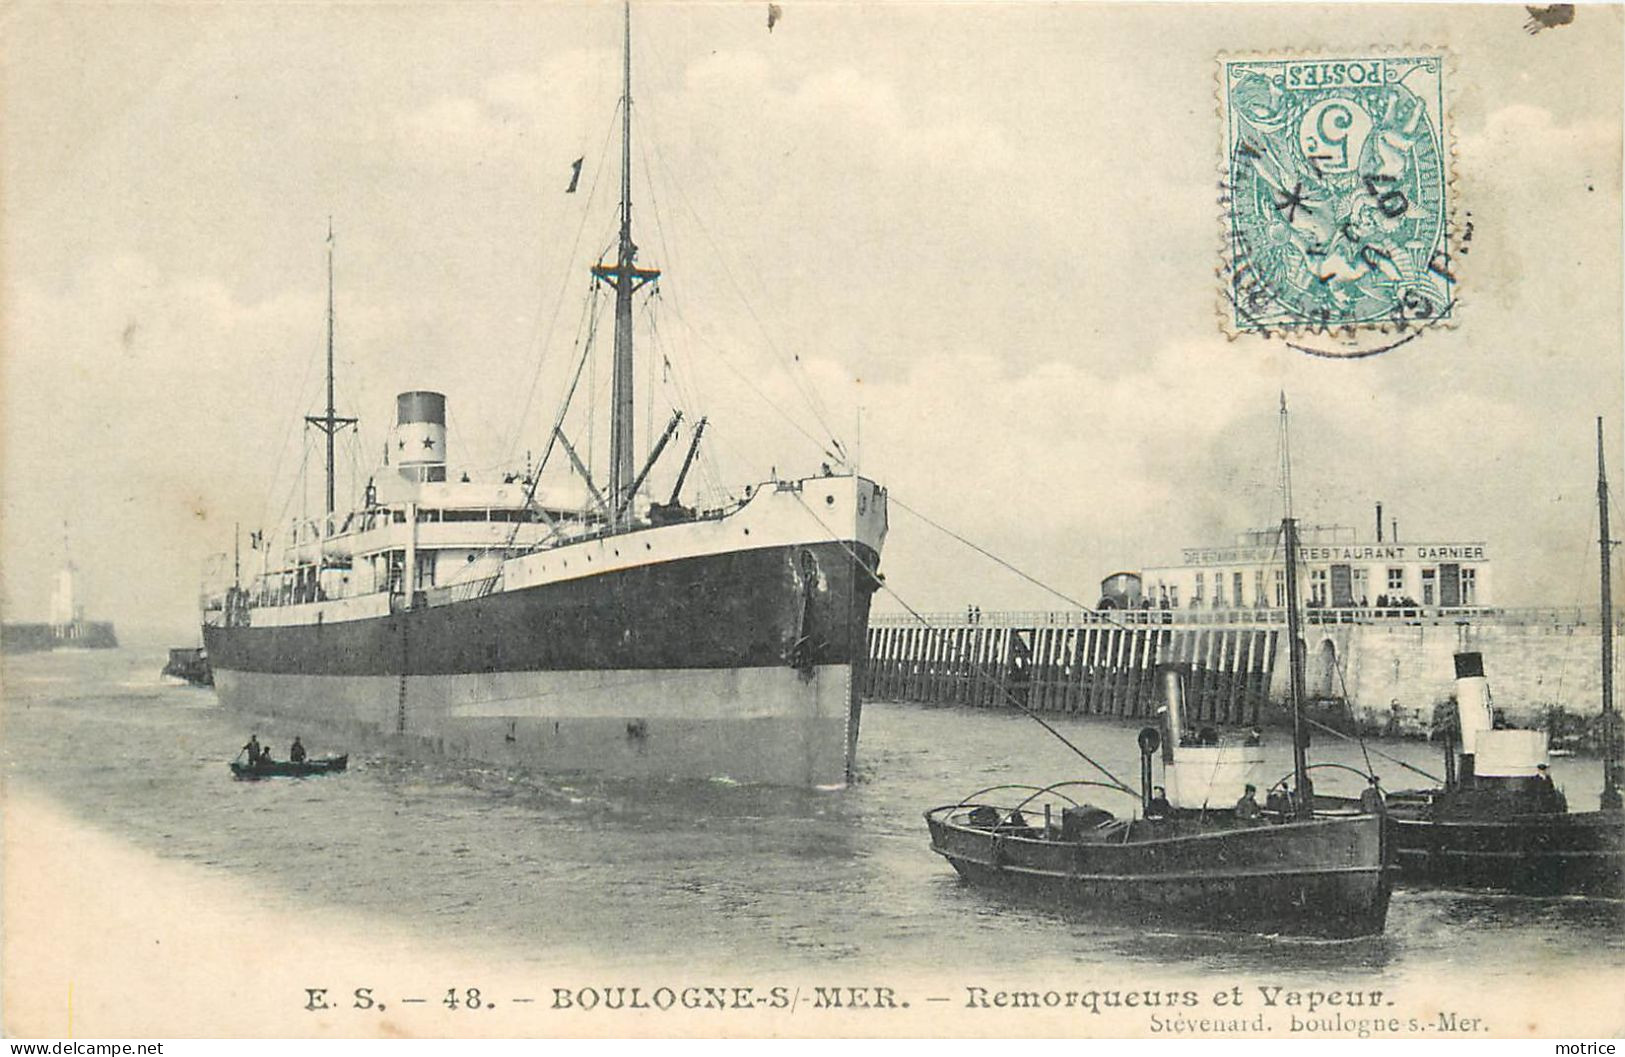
(201, 8), (887, 786)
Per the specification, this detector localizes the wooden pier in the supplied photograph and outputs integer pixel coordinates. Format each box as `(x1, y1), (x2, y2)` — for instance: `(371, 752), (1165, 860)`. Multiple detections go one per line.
(862, 612), (1279, 724)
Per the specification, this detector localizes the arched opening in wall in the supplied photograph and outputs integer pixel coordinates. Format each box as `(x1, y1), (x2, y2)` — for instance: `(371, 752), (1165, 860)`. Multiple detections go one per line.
(1313, 639), (1340, 699)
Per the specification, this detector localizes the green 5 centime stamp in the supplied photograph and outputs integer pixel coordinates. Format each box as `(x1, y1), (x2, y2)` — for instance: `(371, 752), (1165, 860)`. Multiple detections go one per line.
(1222, 55), (1453, 350)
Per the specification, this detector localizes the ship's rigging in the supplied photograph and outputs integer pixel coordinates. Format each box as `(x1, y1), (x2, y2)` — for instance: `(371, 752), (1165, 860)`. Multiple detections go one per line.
(587, 2), (661, 530)
(303, 219), (357, 522)
(245, 1), (864, 589)
(495, 0), (850, 555)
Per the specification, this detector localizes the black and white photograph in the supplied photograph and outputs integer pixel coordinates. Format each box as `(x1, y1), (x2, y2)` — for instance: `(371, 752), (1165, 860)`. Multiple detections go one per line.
(2, 0), (1621, 1041)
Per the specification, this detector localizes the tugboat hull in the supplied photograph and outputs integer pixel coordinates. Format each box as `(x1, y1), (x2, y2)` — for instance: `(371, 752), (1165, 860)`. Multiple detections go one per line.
(1387, 809), (1625, 898)
(927, 808), (1392, 939)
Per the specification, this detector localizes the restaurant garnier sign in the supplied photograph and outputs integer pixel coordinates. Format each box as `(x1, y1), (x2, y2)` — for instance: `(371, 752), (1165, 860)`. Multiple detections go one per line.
(1178, 543), (1489, 566)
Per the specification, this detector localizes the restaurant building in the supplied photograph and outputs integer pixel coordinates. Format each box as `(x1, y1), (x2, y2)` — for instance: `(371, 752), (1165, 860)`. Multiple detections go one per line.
(1137, 523), (1491, 611)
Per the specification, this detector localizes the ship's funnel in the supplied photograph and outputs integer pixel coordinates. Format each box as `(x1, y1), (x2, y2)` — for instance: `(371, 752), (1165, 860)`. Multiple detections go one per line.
(1156, 663), (1190, 761)
(1154, 661), (1264, 810)
(393, 391), (447, 483)
(1453, 651), (1494, 756)
(1453, 651), (1548, 777)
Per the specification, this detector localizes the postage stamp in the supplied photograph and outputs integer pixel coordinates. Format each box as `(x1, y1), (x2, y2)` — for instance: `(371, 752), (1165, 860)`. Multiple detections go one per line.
(1220, 54), (1454, 353)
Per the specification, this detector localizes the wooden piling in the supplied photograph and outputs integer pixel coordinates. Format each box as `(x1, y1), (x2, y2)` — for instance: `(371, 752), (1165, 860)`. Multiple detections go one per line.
(861, 612), (1282, 725)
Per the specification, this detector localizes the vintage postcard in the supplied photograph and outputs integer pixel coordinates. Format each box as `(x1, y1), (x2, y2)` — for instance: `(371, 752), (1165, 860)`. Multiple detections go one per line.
(3, 0), (1621, 1042)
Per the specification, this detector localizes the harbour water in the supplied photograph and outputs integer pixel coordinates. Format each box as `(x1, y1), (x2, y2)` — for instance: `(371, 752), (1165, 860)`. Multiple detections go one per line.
(4, 640), (1623, 1022)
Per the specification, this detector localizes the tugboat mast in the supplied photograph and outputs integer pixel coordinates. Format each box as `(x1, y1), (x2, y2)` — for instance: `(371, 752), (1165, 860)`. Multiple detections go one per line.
(1280, 395), (1312, 817)
(305, 219), (357, 522)
(1599, 417), (1622, 811)
(591, 2), (661, 527)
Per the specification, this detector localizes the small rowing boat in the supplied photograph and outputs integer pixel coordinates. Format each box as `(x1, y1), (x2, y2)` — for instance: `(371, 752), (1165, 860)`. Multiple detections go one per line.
(229, 754), (348, 780)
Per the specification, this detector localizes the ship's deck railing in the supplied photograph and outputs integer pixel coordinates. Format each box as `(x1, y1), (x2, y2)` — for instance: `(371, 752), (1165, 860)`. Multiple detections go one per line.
(514, 504), (739, 555)
(870, 604), (1610, 629)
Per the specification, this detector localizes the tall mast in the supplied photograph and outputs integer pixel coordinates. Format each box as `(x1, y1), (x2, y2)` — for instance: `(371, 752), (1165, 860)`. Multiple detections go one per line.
(592, 1), (660, 527)
(1599, 417), (1621, 811)
(1280, 395), (1312, 816)
(305, 219), (357, 527)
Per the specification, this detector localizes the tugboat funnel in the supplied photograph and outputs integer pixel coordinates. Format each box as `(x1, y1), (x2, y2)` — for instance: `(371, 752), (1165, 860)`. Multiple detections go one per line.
(1453, 651), (1495, 756)
(1157, 663), (1188, 762)
(1155, 661), (1263, 809)
(1455, 651), (1548, 778)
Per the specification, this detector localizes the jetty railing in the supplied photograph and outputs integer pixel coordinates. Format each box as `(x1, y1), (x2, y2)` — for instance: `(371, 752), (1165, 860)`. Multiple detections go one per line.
(869, 604), (1602, 629)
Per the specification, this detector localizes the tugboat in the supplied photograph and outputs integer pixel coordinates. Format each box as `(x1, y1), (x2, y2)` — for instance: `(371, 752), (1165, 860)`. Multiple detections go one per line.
(925, 398), (1393, 938)
(1323, 420), (1624, 897)
(162, 646), (213, 687)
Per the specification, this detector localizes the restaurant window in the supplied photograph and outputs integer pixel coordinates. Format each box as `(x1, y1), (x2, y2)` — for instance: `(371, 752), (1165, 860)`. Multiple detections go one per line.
(1421, 567), (1436, 606)
(1461, 567), (1478, 605)
(1169, 586), (1180, 608)
(1213, 572), (1225, 606)
(1254, 570), (1266, 607)
(1273, 568), (1285, 607)
(1194, 573), (1205, 603)
(1387, 567), (1404, 592)
(1309, 568), (1328, 606)
(1233, 571), (1245, 607)
(1352, 568), (1370, 606)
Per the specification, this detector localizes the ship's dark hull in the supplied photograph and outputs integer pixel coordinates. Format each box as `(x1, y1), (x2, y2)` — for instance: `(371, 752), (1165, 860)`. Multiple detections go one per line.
(204, 539), (878, 786)
(207, 541), (874, 676)
(926, 809), (1392, 939)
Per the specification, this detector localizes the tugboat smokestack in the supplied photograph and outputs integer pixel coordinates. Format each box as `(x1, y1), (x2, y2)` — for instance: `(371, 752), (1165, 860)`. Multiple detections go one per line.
(1453, 651), (1493, 778)
(1376, 502), (1383, 543)
(1158, 664), (1187, 764)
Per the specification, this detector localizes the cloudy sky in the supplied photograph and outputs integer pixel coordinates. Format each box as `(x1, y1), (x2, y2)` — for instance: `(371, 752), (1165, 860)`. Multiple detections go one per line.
(2, 1), (1620, 634)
